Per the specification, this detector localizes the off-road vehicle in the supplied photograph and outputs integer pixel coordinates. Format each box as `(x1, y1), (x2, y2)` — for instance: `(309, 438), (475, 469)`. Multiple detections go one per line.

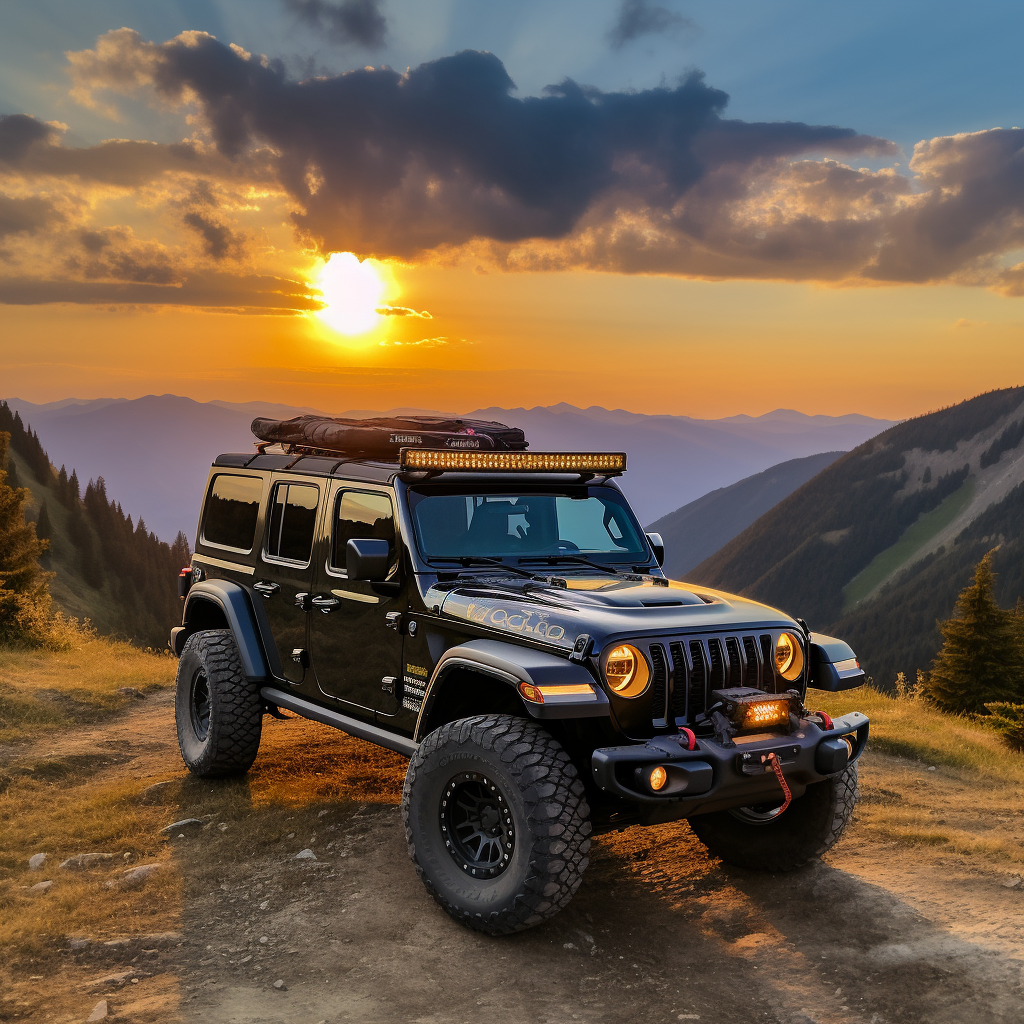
(171, 415), (869, 935)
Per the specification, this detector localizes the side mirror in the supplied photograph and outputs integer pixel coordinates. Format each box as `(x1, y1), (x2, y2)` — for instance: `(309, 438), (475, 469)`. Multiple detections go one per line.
(646, 532), (665, 567)
(346, 538), (391, 581)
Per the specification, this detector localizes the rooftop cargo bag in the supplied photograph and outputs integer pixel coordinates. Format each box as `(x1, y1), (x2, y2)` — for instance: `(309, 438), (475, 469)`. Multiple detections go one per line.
(251, 414), (528, 458)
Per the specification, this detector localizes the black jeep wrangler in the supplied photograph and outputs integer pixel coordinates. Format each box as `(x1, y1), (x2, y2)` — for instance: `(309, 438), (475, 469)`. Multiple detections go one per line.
(171, 415), (868, 935)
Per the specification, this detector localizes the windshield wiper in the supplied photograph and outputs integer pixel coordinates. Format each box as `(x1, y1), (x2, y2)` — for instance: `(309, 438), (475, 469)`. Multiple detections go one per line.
(518, 555), (635, 577)
(426, 556), (542, 581)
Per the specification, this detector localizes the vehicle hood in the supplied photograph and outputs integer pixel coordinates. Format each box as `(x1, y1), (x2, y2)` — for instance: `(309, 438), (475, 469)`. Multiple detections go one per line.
(423, 574), (796, 653)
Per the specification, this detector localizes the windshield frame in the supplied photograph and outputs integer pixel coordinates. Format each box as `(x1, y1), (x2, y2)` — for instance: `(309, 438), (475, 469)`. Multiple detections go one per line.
(404, 481), (656, 569)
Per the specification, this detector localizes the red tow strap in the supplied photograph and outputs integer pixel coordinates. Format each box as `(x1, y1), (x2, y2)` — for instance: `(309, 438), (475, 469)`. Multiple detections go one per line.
(763, 751), (792, 815)
(677, 727), (697, 750)
(813, 710), (834, 730)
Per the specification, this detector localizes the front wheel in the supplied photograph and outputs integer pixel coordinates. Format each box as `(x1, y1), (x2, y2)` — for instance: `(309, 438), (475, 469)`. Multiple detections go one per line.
(688, 764), (859, 872)
(402, 715), (592, 935)
(174, 629), (262, 777)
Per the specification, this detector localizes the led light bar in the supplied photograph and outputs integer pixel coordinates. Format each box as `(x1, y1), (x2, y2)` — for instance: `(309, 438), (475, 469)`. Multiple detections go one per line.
(400, 449), (627, 474)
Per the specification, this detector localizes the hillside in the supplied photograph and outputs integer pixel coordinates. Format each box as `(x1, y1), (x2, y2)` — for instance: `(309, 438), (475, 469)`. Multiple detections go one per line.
(648, 451), (845, 577)
(1, 403), (189, 647)
(5, 396), (893, 540)
(689, 387), (1024, 686)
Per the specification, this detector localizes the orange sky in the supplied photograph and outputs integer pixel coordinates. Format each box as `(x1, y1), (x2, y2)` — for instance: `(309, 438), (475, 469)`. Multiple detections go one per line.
(3, 263), (1020, 418)
(1, 27), (1022, 419)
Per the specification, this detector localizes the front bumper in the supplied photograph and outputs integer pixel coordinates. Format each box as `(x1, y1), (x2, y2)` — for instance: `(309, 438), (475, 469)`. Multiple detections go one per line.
(591, 711), (869, 818)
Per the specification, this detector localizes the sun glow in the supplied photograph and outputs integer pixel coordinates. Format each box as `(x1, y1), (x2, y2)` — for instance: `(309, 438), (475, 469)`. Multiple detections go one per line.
(314, 252), (387, 335)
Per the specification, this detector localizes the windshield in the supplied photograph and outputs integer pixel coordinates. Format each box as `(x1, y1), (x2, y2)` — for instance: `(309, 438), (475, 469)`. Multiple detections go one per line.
(409, 488), (648, 563)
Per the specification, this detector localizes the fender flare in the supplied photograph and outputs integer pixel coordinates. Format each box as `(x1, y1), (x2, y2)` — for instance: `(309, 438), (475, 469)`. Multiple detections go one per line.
(413, 638), (609, 741)
(172, 580), (273, 681)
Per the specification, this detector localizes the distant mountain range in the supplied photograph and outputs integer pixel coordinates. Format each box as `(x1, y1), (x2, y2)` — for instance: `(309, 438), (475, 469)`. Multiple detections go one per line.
(3, 396), (894, 543)
(689, 387), (1024, 687)
(648, 451), (846, 578)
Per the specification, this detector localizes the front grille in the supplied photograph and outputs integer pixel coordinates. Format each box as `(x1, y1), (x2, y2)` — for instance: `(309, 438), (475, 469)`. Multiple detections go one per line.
(649, 644), (668, 721)
(643, 630), (791, 727)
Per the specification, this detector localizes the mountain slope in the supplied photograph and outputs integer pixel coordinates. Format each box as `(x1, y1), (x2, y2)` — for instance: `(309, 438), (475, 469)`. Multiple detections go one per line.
(689, 387), (1024, 685)
(5, 396), (893, 541)
(648, 451), (846, 578)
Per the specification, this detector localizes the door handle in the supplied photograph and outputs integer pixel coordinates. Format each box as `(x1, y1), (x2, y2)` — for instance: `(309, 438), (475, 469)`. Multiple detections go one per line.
(311, 595), (341, 614)
(253, 581), (280, 597)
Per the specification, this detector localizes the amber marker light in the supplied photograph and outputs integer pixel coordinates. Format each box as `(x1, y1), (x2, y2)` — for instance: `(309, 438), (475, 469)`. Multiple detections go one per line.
(518, 682), (597, 704)
(648, 766), (668, 791)
(603, 644), (650, 697)
(400, 449), (627, 473)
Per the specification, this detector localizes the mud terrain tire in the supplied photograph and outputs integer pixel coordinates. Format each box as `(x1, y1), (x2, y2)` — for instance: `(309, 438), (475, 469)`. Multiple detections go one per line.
(402, 715), (591, 935)
(175, 629), (262, 778)
(688, 764), (859, 872)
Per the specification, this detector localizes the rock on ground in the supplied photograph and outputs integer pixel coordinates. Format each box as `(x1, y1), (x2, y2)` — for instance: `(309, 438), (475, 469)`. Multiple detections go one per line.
(30, 880), (53, 893)
(294, 849), (316, 860)
(106, 863), (163, 890)
(86, 1000), (108, 1021)
(160, 819), (204, 834)
(28, 852), (47, 870)
(59, 853), (116, 870)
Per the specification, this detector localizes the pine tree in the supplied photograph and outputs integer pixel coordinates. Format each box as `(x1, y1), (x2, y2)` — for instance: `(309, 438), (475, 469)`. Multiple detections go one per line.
(921, 552), (1024, 714)
(0, 432), (52, 644)
(36, 500), (52, 540)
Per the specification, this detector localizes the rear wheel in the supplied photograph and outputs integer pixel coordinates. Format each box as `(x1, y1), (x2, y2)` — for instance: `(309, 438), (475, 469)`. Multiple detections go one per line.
(688, 764), (858, 871)
(175, 629), (262, 777)
(402, 715), (591, 935)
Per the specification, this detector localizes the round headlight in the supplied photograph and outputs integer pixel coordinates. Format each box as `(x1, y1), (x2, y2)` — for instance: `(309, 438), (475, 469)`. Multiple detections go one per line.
(775, 632), (805, 682)
(603, 644), (650, 698)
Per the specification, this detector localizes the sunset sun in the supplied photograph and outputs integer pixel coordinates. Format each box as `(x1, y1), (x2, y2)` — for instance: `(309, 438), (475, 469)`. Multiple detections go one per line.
(314, 251), (386, 335)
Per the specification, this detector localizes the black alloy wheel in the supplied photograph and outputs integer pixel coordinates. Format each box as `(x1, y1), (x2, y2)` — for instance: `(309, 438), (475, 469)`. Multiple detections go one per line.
(441, 771), (516, 879)
(190, 670), (212, 742)
(402, 714), (592, 935)
(174, 629), (263, 778)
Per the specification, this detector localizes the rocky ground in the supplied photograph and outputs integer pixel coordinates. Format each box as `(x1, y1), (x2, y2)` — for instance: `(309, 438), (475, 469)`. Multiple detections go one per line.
(3, 689), (1023, 1024)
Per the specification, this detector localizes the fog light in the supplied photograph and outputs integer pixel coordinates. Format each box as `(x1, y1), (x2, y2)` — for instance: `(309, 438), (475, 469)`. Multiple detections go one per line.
(649, 766), (668, 791)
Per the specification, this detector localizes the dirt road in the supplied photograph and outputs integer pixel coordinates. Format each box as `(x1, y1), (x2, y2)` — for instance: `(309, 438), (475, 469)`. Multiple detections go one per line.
(7, 691), (1024, 1024)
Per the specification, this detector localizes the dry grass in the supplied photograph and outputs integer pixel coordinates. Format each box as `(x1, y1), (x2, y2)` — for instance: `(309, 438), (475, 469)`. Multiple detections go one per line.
(0, 636), (174, 744)
(814, 684), (1024, 782)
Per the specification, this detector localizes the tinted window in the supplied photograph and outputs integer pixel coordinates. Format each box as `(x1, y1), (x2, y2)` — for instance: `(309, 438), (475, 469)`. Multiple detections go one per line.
(331, 491), (396, 573)
(411, 491), (646, 561)
(266, 482), (320, 564)
(202, 474), (262, 552)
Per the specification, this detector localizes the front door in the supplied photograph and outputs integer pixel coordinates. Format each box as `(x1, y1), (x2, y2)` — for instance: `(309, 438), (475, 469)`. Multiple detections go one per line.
(256, 475), (322, 686)
(310, 484), (404, 718)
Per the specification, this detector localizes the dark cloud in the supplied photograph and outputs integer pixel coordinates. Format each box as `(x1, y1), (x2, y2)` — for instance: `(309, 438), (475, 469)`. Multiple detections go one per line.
(0, 194), (60, 239)
(182, 210), (245, 259)
(608, 0), (694, 49)
(0, 113), (261, 187)
(0, 272), (321, 312)
(68, 32), (891, 265)
(285, 0), (387, 49)
(65, 228), (180, 285)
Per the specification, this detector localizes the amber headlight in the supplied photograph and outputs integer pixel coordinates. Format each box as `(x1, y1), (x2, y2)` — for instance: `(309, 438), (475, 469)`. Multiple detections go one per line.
(775, 632), (805, 682)
(603, 644), (650, 698)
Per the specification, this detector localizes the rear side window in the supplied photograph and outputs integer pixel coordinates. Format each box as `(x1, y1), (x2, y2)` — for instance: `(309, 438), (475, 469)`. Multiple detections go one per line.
(202, 474), (263, 552)
(266, 482), (320, 564)
(331, 491), (396, 573)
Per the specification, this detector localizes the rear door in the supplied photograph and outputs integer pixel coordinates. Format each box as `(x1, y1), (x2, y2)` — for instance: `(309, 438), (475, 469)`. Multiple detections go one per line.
(309, 482), (404, 719)
(255, 475), (322, 686)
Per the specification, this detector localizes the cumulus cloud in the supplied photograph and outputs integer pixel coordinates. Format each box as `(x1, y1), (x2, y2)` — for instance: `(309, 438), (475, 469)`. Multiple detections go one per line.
(285, 0), (388, 49)
(608, 1), (694, 49)
(0, 194), (60, 240)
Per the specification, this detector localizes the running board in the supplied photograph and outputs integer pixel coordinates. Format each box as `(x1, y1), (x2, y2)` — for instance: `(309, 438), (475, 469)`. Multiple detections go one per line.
(260, 687), (418, 757)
